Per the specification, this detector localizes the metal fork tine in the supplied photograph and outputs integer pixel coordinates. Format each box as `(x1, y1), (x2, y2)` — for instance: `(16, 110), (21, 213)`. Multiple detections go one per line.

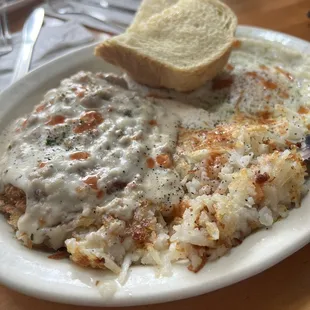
(0, 8), (13, 57)
(2, 10), (11, 42)
(0, 14), (5, 52)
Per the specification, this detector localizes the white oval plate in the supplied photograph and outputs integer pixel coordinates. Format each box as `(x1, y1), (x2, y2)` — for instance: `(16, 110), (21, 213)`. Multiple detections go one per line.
(0, 26), (309, 307)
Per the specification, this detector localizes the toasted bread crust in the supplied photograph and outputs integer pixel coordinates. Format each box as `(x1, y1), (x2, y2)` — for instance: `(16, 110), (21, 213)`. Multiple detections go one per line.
(95, 41), (233, 92)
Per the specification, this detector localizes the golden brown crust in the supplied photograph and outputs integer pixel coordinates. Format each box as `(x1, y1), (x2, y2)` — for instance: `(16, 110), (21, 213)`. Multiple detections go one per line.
(69, 247), (106, 270)
(95, 42), (233, 92)
(0, 184), (26, 229)
(48, 250), (70, 260)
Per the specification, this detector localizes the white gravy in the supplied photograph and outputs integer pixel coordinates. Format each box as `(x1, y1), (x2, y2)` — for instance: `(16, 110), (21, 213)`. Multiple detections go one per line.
(0, 38), (309, 249)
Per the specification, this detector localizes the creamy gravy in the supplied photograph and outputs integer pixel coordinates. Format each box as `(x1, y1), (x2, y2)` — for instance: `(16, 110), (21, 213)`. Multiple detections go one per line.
(0, 72), (186, 248)
(0, 38), (309, 250)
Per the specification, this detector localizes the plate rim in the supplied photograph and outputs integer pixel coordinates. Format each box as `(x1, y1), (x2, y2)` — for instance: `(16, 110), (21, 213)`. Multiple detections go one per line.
(0, 25), (309, 307)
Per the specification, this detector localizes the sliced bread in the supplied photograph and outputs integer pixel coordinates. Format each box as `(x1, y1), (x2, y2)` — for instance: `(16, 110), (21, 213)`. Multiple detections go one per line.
(127, 0), (178, 30)
(95, 0), (237, 92)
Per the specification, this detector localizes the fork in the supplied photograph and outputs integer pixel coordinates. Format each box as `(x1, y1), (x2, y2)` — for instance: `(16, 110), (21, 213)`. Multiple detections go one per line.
(47, 0), (127, 34)
(74, 0), (137, 13)
(0, 8), (13, 56)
